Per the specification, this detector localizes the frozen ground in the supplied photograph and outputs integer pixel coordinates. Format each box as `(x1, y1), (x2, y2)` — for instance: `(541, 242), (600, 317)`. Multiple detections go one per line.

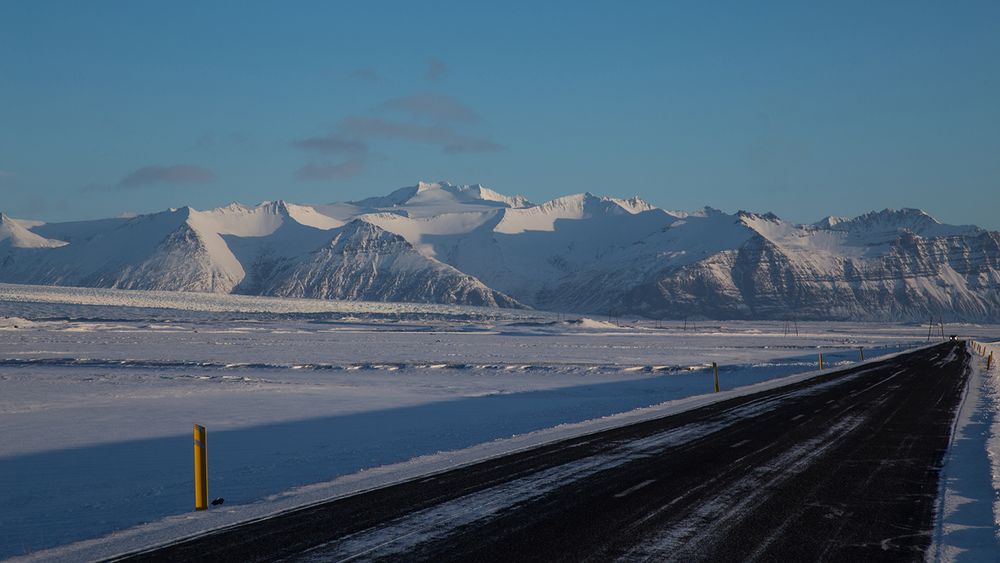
(2, 285), (999, 560)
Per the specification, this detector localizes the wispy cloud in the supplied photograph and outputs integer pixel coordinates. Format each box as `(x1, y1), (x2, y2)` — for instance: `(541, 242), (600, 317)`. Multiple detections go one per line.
(0, 169), (13, 178)
(291, 87), (502, 182)
(341, 117), (502, 153)
(117, 164), (215, 189)
(381, 94), (479, 124)
(296, 159), (365, 181)
(292, 135), (368, 155)
(349, 67), (382, 83)
(426, 58), (449, 82)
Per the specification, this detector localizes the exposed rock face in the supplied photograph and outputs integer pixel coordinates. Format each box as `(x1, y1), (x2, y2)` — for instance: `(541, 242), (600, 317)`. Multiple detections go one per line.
(619, 213), (1000, 321)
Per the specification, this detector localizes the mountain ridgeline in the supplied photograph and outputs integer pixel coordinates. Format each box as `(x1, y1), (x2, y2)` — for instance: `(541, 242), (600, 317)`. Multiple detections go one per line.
(3, 182), (999, 321)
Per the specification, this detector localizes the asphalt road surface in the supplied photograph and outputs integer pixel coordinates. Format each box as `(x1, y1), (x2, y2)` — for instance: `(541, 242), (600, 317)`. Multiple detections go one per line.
(120, 341), (969, 562)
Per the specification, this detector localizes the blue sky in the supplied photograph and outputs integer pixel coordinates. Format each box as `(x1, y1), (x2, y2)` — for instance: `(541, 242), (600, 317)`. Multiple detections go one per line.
(2, 1), (998, 227)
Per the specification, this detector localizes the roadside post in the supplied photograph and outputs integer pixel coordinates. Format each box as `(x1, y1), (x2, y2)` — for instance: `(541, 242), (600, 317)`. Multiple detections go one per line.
(194, 424), (208, 511)
(819, 353), (824, 370)
(859, 347), (864, 361)
(713, 362), (720, 393)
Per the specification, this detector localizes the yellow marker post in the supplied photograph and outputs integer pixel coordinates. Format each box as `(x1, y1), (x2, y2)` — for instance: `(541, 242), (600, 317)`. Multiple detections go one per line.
(819, 353), (824, 370)
(194, 424), (208, 511)
(713, 362), (720, 393)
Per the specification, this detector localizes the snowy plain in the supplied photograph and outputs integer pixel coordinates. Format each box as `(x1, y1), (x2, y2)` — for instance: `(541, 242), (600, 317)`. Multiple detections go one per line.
(2, 284), (1000, 560)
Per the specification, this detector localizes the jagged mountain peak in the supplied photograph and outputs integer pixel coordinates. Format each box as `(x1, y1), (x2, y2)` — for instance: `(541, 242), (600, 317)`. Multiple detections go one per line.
(311, 218), (411, 255)
(737, 210), (782, 224)
(256, 200), (291, 214)
(451, 182), (533, 208)
(611, 196), (657, 214)
(194, 199), (346, 236)
(813, 215), (848, 229)
(533, 192), (654, 215)
(535, 192), (591, 209)
(332, 217), (396, 238)
(822, 208), (939, 232)
(668, 206), (729, 219)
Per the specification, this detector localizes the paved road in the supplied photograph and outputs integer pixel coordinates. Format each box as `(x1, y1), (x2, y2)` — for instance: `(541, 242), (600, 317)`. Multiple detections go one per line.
(120, 342), (969, 562)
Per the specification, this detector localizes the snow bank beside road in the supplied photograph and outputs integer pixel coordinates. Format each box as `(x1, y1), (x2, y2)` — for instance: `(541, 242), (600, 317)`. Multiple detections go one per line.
(931, 341), (1000, 561)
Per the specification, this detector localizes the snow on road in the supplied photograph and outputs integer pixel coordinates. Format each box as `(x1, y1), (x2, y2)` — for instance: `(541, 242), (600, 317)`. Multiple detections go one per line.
(2, 287), (999, 560)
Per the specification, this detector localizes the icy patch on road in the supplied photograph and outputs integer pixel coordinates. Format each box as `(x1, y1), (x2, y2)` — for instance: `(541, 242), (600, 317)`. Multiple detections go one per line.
(293, 377), (874, 561)
(624, 414), (867, 561)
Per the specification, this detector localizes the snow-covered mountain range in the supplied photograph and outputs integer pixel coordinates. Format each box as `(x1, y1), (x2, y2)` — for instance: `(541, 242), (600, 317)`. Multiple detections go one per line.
(3, 181), (999, 321)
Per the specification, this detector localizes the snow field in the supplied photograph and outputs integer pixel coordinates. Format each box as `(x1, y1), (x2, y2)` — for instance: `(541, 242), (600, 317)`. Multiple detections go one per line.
(3, 296), (1000, 560)
(0, 283), (546, 320)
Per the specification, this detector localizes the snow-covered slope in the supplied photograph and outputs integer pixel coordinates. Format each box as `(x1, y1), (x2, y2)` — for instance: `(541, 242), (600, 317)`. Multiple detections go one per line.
(630, 210), (1000, 321)
(3, 183), (999, 320)
(247, 219), (522, 307)
(350, 181), (532, 218)
(0, 213), (67, 249)
(1, 207), (243, 293)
